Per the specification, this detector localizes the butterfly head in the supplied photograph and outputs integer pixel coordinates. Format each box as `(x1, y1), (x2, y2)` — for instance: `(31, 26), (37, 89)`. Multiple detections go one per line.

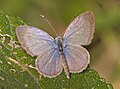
(55, 35), (62, 41)
(55, 35), (64, 52)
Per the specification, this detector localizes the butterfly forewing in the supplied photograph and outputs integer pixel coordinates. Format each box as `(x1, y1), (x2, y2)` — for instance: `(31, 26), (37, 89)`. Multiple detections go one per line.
(16, 26), (54, 57)
(63, 11), (95, 46)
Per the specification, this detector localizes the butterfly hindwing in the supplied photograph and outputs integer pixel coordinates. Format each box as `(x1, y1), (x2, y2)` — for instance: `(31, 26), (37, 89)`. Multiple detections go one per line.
(36, 48), (63, 78)
(64, 45), (90, 73)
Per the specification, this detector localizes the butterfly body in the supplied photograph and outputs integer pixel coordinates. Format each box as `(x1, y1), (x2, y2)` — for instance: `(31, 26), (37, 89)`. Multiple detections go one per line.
(55, 35), (70, 79)
(16, 11), (95, 79)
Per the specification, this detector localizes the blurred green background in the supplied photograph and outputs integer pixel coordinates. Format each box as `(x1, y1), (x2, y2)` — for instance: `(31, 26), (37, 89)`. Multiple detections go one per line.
(0, 0), (120, 88)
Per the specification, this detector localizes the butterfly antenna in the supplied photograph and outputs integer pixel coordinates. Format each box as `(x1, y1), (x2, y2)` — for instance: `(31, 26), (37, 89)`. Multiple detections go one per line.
(40, 15), (58, 35)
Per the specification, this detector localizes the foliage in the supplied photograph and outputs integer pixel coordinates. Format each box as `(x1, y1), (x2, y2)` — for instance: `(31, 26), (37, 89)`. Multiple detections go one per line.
(0, 11), (113, 89)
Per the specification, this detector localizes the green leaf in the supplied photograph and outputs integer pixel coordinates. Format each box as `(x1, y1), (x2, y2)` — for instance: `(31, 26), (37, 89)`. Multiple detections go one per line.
(0, 11), (113, 89)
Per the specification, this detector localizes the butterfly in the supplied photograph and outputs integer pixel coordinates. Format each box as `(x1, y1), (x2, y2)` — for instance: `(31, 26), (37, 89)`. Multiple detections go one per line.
(16, 11), (95, 79)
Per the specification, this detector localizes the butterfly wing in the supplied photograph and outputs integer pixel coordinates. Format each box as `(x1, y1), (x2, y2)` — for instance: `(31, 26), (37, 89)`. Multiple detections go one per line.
(36, 48), (63, 78)
(16, 26), (54, 57)
(64, 45), (90, 73)
(63, 11), (94, 73)
(63, 11), (95, 46)
(16, 26), (63, 77)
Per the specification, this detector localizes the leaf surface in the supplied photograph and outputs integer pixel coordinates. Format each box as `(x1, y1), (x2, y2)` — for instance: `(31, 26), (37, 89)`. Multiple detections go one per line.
(0, 11), (113, 89)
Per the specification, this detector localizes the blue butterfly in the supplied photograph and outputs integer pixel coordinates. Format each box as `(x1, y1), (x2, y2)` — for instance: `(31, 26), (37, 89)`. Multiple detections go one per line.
(16, 11), (95, 79)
